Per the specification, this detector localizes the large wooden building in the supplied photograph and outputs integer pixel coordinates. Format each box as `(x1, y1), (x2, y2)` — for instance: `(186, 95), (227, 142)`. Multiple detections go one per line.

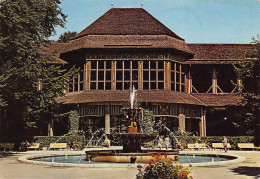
(48, 8), (252, 139)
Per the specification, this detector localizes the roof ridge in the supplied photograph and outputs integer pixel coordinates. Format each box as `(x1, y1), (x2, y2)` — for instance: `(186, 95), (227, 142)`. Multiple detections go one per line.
(72, 8), (184, 41)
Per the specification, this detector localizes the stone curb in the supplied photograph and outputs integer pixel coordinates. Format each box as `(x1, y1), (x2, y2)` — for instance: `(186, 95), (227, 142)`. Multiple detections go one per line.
(18, 152), (246, 168)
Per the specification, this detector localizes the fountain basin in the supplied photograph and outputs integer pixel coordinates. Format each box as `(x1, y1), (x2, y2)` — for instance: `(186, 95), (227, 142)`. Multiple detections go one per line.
(85, 149), (179, 163)
(19, 151), (246, 168)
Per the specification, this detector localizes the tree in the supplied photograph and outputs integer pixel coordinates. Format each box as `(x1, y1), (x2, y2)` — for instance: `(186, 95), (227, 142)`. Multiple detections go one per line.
(234, 36), (260, 146)
(0, 0), (77, 143)
(57, 31), (77, 43)
(0, 74), (8, 107)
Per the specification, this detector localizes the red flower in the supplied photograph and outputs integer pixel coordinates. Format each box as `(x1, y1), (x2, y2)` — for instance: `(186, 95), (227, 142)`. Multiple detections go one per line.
(164, 154), (167, 158)
(148, 159), (153, 164)
(190, 176), (193, 179)
(189, 164), (192, 167)
(179, 173), (182, 178)
(157, 152), (161, 156)
(152, 154), (155, 157)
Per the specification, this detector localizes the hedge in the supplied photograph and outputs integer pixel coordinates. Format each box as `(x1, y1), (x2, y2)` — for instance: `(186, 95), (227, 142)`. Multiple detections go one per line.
(201, 136), (254, 150)
(174, 136), (254, 150)
(33, 135), (85, 148)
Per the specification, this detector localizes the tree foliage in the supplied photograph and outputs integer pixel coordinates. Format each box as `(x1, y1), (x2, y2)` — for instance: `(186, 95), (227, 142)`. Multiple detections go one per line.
(69, 110), (80, 135)
(57, 31), (77, 43)
(233, 36), (260, 135)
(0, 0), (77, 141)
(234, 36), (260, 107)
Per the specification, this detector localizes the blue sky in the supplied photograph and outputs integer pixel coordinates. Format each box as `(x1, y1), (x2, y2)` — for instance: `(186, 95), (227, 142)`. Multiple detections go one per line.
(50, 0), (260, 43)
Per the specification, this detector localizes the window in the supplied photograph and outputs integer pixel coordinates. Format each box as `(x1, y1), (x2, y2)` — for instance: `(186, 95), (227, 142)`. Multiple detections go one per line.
(90, 61), (112, 90)
(171, 62), (185, 92)
(116, 61), (139, 90)
(143, 61), (164, 90)
(69, 64), (84, 92)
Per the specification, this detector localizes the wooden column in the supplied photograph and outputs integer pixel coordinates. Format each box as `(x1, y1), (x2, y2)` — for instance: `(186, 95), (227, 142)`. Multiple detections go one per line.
(105, 105), (111, 146)
(237, 78), (242, 92)
(212, 67), (218, 94)
(112, 61), (116, 90)
(178, 107), (185, 133)
(203, 109), (207, 136)
(187, 69), (192, 94)
(179, 64), (182, 92)
(139, 61), (143, 90)
(199, 109), (206, 137)
(168, 61), (171, 90)
(174, 63), (177, 91)
(85, 60), (91, 90)
(164, 61), (170, 90)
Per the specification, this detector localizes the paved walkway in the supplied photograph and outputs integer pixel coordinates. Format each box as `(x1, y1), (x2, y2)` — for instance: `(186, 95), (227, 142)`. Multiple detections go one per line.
(0, 150), (259, 179)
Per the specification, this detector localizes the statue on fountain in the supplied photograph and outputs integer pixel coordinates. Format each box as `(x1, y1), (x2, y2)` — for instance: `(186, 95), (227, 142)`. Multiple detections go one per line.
(127, 112), (138, 134)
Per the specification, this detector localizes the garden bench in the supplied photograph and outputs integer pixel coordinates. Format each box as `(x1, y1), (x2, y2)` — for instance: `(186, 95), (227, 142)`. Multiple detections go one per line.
(187, 143), (195, 149)
(0, 143), (15, 151)
(28, 143), (40, 150)
(212, 143), (231, 150)
(187, 143), (207, 150)
(49, 143), (68, 150)
(238, 143), (257, 150)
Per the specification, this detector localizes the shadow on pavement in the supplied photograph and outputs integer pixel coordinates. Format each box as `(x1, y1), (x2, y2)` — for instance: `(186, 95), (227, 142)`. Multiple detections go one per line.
(0, 151), (18, 158)
(231, 166), (260, 178)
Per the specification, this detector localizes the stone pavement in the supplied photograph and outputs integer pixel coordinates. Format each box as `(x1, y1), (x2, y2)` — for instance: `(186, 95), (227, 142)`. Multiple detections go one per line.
(0, 150), (259, 179)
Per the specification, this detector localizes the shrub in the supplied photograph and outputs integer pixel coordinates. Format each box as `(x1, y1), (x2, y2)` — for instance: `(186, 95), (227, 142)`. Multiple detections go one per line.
(72, 141), (84, 150)
(172, 136), (253, 150)
(201, 136), (254, 150)
(136, 153), (192, 179)
(69, 110), (80, 135)
(33, 135), (85, 148)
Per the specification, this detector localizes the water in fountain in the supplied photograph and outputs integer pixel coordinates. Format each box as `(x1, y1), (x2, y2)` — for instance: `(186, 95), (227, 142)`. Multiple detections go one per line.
(130, 85), (136, 109)
(85, 128), (105, 147)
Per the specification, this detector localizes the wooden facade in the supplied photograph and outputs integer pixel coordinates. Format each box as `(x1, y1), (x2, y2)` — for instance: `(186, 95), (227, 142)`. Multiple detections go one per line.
(49, 8), (253, 139)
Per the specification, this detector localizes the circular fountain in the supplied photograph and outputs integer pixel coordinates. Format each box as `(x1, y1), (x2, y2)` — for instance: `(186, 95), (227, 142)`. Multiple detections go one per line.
(85, 87), (179, 163)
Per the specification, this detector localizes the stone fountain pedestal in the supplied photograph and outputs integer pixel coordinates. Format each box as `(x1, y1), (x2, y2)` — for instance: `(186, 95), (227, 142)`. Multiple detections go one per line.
(108, 133), (158, 153)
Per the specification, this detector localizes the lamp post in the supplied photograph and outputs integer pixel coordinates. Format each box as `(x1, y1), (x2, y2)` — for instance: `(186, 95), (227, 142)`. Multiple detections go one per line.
(254, 61), (260, 147)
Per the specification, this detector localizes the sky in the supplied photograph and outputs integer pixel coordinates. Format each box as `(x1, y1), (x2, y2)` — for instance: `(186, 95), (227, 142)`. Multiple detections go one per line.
(49, 0), (260, 43)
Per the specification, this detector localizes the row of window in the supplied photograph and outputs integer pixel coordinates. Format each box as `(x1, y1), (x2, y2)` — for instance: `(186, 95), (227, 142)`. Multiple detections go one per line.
(70, 61), (185, 92)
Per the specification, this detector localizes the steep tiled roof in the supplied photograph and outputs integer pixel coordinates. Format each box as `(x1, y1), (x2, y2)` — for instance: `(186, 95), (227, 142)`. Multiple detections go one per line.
(73, 8), (183, 40)
(40, 43), (67, 64)
(61, 35), (192, 55)
(185, 44), (253, 64)
(191, 94), (242, 106)
(56, 90), (204, 106)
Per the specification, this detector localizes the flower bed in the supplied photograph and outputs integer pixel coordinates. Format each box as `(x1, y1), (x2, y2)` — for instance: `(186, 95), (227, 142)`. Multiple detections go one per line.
(136, 153), (192, 179)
